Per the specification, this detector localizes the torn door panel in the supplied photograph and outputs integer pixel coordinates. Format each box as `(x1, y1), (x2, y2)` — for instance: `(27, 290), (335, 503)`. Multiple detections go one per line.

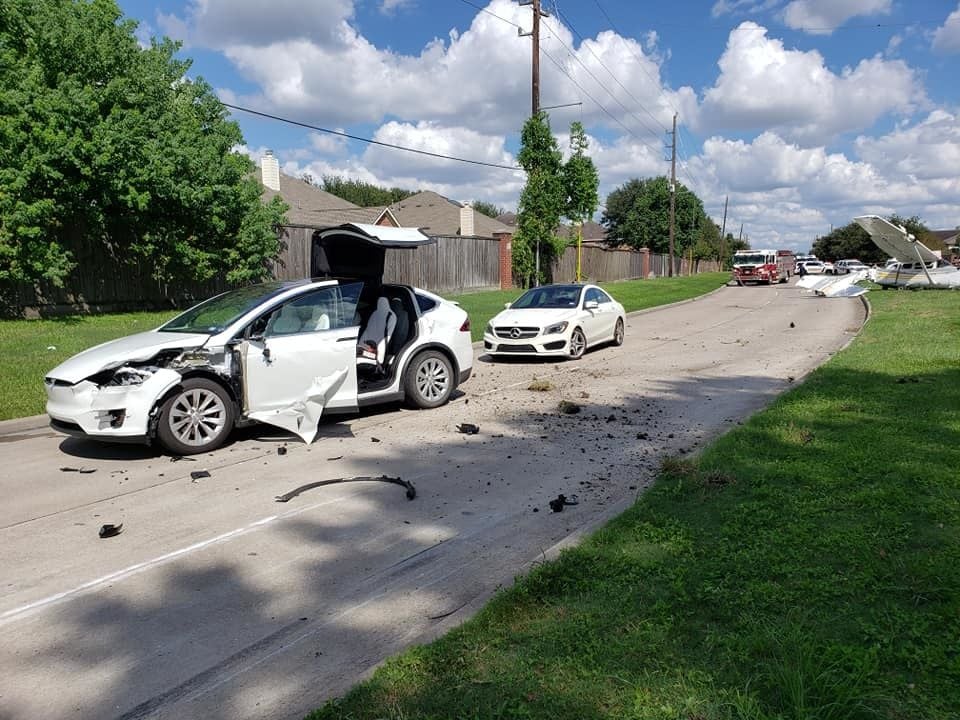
(245, 368), (349, 443)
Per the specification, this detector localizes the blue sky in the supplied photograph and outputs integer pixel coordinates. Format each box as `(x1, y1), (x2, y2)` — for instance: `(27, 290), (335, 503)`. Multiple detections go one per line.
(117, 0), (960, 252)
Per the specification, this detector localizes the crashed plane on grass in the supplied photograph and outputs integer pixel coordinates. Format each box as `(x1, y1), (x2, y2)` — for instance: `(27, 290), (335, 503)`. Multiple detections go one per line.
(855, 215), (960, 289)
(45, 223), (473, 455)
(798, 215), (960, 297)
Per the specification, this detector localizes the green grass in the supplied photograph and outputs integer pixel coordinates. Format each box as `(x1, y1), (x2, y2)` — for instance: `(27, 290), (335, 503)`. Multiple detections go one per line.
(306, 289), (960, 720)
(0, 274), (726, 421)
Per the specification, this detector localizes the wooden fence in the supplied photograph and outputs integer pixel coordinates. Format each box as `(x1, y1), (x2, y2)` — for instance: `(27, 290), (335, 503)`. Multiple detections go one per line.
(6, 226), (719, 317)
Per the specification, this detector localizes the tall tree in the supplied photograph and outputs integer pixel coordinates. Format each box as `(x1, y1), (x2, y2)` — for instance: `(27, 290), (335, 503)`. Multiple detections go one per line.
(319, 175), (415, 207)
(514, 111), (565, 286)
(562, 121), (599, 281)
(0, 0), (286, 288)
(601, 177), (706, 254)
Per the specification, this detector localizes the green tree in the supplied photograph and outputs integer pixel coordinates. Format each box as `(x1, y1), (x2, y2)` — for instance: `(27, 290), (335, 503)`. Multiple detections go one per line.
(813, 222), (884, 264)
(514, 112), (565, 286)
(471, 200), (504, 219)
(0, 0), (286, 288)
(601, 177), (706, 255)
(562, 121), (599, 281)
(320, 175), (415, 207)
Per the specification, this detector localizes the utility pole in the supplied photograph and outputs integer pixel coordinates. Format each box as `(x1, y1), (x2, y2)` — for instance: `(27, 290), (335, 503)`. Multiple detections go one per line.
(668, 112), (677, 277)
(518, 0), (547, 284)
(719, 194), (728, 269)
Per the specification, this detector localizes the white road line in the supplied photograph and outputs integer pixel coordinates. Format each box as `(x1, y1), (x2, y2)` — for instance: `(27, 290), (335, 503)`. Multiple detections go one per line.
(0, 498), (343, 627)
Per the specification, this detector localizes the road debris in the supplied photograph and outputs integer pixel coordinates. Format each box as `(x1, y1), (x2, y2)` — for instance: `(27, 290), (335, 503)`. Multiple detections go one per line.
(277, 446), (288, 455)
(275, 475), (416, 503)
(371, 437), (381, 443)
(170, 455), (196, 462)
(98, 523), (123, 538)
(527, 378), (553, 391)
(60, 466), (96, 474)
(456, 423), (480, 435)
(558, 400), (581, 415)
(327, 456), (343, 461)
(190, 470), (211, 481)
(548, 494), (579, 513)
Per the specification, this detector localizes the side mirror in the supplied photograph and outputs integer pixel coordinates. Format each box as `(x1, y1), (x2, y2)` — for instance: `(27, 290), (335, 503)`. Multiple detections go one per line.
(584, 300), (599, 310)
(504, 302), (512, 309)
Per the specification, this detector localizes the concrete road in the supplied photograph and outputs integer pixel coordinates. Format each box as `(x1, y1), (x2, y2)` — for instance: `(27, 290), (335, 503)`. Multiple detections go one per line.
(0, 284), (865, 720)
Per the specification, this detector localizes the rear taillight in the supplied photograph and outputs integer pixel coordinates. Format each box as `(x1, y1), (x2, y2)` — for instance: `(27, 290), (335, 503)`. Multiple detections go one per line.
(459, 318), (471, 332)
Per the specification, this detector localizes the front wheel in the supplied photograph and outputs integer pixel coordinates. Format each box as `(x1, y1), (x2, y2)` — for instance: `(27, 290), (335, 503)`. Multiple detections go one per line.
(404, 350), (453, 409)
(156, 377), (234, 455)
(568, 327), (586, 359)
(612, 318), (625, 346)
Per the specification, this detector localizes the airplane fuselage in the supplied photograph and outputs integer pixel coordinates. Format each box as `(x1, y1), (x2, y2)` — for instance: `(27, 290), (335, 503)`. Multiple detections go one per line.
(871, 261), (960, 289)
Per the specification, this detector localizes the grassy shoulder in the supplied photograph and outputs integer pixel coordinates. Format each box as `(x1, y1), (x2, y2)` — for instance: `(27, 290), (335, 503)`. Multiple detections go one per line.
(0, 274), (727, 421)
(307, 289), (960, 720)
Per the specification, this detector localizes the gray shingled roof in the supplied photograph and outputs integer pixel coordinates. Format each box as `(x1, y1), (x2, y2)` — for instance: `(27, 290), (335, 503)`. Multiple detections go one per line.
(261, 172), (363, 227)
(389, 191), (511, 237)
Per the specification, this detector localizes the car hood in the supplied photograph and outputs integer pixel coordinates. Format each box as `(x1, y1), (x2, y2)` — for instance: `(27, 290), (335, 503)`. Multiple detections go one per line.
(46, 331), (210, 384)
(490, 308), (578, 328)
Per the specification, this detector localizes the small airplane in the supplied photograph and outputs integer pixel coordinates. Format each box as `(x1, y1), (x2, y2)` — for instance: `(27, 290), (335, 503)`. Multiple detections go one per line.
(854, 215), (960, 289)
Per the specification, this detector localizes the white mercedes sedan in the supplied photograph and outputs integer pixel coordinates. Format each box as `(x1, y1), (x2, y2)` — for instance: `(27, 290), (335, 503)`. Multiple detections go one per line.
(483, 283), (625, 360)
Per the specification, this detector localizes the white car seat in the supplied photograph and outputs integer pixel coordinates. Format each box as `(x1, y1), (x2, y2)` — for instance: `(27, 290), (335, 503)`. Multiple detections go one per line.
(357, 297), (396, 369)
(266, 303), (303, 335)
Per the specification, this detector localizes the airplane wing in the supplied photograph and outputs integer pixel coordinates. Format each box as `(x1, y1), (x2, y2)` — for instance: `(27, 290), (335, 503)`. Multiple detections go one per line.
(853, 215), (941, 264)
(797, 271), (869, 297)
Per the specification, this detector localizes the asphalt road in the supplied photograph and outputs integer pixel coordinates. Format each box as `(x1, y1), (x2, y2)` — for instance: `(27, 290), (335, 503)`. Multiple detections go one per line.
(0, 283), (865, 720)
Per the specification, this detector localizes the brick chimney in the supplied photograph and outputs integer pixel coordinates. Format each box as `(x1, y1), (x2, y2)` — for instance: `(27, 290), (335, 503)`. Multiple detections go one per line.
(459, 203), (475, 237)
(261, 150), (280, 191)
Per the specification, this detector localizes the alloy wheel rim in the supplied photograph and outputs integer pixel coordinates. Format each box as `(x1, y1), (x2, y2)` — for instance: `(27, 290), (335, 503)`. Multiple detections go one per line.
(168, 389), (227, 446)
(570, 330), (585, 357)
(615, 320), (624, 343)
(416, 358), (449, 401)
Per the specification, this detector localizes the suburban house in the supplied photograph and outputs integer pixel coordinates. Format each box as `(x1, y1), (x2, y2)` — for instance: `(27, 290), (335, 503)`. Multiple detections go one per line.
(258, 153), (513, 291)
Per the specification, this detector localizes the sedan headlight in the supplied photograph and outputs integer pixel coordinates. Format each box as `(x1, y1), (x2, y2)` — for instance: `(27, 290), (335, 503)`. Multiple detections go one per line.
(544, 321), (568, 335)
(485, 323), (494, 336)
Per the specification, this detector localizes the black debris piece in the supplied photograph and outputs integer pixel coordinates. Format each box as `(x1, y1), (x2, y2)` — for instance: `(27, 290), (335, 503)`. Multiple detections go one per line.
(558, 400), (581, 415)
(789, 321), (795, 328)
(170, 455), (196, 462)
(548, 494), (579, 513)
(456, 423), (480, 435)
(275, 475), (416, 503)
(60, 466), (97, 474)
(371, 437), (381, 443)
(98, 523), (123, 539)
(327, 456), (343, 461)
(277, 446), (288, 456)
(190, 470), (211, 480)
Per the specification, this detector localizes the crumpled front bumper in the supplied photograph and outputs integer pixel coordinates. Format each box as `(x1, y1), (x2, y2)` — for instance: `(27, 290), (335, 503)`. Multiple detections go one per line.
(45, 369), (182, 440)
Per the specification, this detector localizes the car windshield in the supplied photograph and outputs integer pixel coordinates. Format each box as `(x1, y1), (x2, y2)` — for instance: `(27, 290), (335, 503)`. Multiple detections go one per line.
(734, 254), (766, 265)
(510, 286), (582, 309)
(161, 283), (298, 334)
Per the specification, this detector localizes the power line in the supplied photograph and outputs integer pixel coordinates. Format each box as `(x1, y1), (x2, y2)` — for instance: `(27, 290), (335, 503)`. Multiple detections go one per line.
(551, 4), (668, 134)
(538, 45), (664, 159)
(540, 15), (665, 140)
(590, 0), (680, 116)
(221, 102), (522, 171)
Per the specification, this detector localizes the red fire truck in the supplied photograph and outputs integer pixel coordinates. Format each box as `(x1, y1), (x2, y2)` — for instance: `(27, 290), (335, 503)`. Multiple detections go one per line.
(731, 249), (795, 285)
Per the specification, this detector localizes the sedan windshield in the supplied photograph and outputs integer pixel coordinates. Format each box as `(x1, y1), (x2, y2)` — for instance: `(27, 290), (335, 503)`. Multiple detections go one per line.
(510, 286), (582, 309)
(161, 283), (298, 334)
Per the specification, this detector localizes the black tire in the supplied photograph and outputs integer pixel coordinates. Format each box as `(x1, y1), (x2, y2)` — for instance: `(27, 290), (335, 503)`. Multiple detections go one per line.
(404, 350), (454, 409)
(156, 377), (234, 455)
(612, 318), (625, 346)
(568, 327), (586, 359)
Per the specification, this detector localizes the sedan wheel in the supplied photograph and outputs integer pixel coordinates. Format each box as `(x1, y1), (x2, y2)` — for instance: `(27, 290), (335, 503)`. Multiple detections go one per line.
(568, 327), (586, 359)
(156, 378), (234, 455)
(612, 318), (625, 346)
(405, 350), (453, 409)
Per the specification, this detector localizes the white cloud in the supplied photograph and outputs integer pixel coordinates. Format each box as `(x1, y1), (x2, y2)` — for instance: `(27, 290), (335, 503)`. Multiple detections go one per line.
(933, 4), (960, 54)
(782, 0), (891, 35)
(696, 22), (925, 143)
(309, 131), (349, 156)
(711, 0), (781, 18)
(380, 0), (414, 14)
(854, 110), (960, 180)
